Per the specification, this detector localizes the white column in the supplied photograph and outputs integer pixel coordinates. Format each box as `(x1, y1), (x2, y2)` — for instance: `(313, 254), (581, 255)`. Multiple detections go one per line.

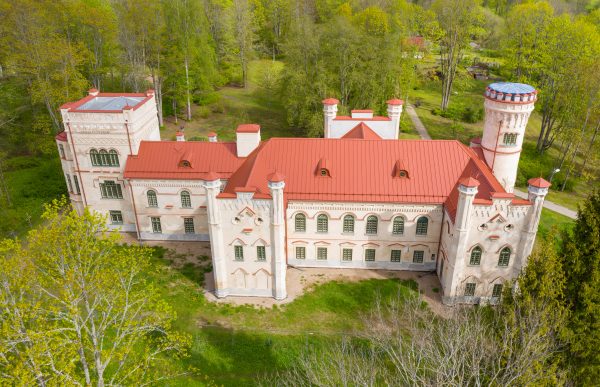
(387, 100), (403, 139)
(204, 177), (229, 298)
(322, 99), (338, 139)
(268, 179), (287, 300)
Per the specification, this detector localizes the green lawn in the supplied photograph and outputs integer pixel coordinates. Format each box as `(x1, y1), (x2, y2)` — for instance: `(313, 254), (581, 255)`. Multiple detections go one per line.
(147, 248), (418, 385)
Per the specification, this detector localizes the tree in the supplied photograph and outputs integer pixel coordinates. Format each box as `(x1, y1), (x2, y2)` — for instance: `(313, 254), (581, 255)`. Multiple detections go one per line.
(561, 190), (600, 383)
(233, 0), (255, 88)
(0, 199), (190, 385)
(432, 0), (485, 110)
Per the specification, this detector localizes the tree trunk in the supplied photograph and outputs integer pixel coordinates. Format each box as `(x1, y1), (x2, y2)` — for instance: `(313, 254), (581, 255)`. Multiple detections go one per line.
(173, 97), (178, 125)
(184, 56), (191, 121)
(578, 117), (600, 176)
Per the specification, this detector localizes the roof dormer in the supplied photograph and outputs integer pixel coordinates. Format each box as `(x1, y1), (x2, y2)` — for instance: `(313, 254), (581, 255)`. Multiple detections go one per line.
(393, 160), (409, 178)
(317, 158), (331, 177)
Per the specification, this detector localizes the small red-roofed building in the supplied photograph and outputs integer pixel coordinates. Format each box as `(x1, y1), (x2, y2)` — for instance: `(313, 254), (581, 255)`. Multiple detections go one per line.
(55, 82), (548, 305)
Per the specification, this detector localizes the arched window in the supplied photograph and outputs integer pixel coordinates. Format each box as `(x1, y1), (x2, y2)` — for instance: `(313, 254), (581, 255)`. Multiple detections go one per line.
(180, 190), (191, 208)
(498, 247), (511, 267)
(99, 149), (108, 166)
(108, 149), (119, 167)
(147, 190), (158, 207)
(295, 214), (306, 232)
(392, 217), (404, 235)
(469, 246), (482, 265)
(366, 216), (378, 235)
(317, 214), (328, 233)
(343, 215), (355, 233)
(416, 217), (428, 235)
(90, 149), (99, 166)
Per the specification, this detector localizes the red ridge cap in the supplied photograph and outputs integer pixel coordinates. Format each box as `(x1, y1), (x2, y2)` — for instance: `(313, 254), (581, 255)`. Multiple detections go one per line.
(459, 177), (480, 187)
(267, 171), (285, 182)
(236, 124), (260, 133)
(55, 131), (68, 142)
(528, 177), (551, 188)
(387, 99), (404, 105)
(322, 98), (339, 105)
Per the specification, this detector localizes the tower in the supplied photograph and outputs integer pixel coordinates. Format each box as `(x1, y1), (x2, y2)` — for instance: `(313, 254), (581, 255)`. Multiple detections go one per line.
(481, 83), (537, 193)
(204, 171), (229, 298)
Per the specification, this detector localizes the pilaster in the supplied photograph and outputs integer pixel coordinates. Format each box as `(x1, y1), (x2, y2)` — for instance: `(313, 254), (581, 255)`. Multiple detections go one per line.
(268, 176), (287, 300)
(204, 176), (229, 298)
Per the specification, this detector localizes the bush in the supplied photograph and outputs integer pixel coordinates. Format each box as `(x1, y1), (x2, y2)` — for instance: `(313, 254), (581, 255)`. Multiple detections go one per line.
(432, 104), (483, 123)
(194, 106), (211, 119)
(193, 92), (220, 106)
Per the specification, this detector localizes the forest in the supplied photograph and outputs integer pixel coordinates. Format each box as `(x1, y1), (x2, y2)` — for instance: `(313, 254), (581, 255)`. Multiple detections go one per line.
(0, 0), (599, 385)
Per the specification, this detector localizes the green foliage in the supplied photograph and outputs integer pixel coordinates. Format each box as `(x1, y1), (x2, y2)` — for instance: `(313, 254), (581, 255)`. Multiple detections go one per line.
(0, 200), (191, 384)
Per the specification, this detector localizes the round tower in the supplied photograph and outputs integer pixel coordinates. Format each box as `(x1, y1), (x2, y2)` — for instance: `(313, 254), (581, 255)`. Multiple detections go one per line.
(481, 82), (537, 193)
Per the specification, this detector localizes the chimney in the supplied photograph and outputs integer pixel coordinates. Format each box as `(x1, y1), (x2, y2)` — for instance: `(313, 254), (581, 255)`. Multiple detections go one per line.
(145, 89), (155, 97)
(236, 124), (261, 157)
(322, 98), (339, 138)
(88, 88), (99, 97)
(208, 131), (218, 142)
(387, 99), (403, 139)
(176, 131), (185, 142)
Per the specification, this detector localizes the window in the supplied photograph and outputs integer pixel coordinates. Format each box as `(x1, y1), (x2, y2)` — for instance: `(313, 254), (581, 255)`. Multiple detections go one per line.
(100, 180), (123, 199)
(317, 247), (328, 260)
(317, 214), (328, 233)
(365, 249), (375, 262)
(90, 149), (99, 165)
(73, 175), (80, 195)
(184, 218), (195, 234)
(151, 217), (162, 233)
(58, 144), (65, 158)
(503, 133), (518, 146)
(413, 250), (424, 263)
(392, 217), (404, 235)
(179, 160), (191, 168)
(320, 168), (329, 177)
(110, 210), (123, 224)
(147, 190), (158, 207)
(498, 247), (511, 267)
(90, 148), (119, 166)
(343, 215), (355, 233)
(416, 217), (428, 235)
(469, 246), (482, 266)
(108, 150), (119, 166)
(65, 174), (73, 193)
(181, 190), (191, 208)
(391, 250), (402, 262)
(296, 246), (306, 260)
(342, 248), (353, 261)
(295, 214), (306, 232)
(257, 246), (266, 261)
(464, 283), (476, 297)
(492, 284), (503, 298)
(234, 245), (244, 261)
(366, 216), (378, 235)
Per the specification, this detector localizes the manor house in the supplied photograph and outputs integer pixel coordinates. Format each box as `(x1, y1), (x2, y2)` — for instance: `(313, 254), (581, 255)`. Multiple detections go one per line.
(55, 83), (549, 304)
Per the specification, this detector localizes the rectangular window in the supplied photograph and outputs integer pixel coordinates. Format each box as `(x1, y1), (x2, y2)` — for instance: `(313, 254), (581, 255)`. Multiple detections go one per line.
(234, 245), (244, 261)
(295, 215), (306, 232)
(391, 250), (402, 262)
(413, 250), (424, 263)
(317, 216), (328, 233)
(296, 246), (306, 260)
(151, 217), (162, 233)
(365, 249), (376, 262)
(465, 283), (476, 297)
(342, 248), (352, 261)
(184, 218), (195, 234)
(58, 144), (65, 158)
(503, 133), (518, 146)
(257, 246), (266, 261)
(109, 210), (123, 224)
(492, 284), (503, 298)
(100, 180), (123, 199)
(65, 174), (73, 193)
(73, 175), (81, 195)
(317, 247), (328, 260)
(343, 217), (354, 233)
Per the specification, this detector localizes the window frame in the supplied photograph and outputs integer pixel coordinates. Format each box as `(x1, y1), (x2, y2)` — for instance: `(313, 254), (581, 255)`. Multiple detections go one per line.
(73, 175), (80, 195)
(412, 250), (424, 263)
(343, 215), (355, 233)
(469, 246), (482, 266)
(391, 250), (402, 262)
(317, 247), (328, 260)
(100, 180), (123, 199)
(416, 217), (429, 236)
(296, 246), (306, 260)
(498, 247), (511, 267)
(365, 215), (378, 235)
(180, 190), (192, 208)
(147, 190), (158, 207)
(234, 245), (244, 261)
(110, 210), (123, 225)
(58, 144), (65, 159)
(65, 174), (73, 193)
(392, 216), (405, 235)
(364, 248), (376, 262)
(464, 283), (476, 297)
(256, 246), (266, 261)
(317, 214), (328, 233)
(342, 248), (353, 262)
(294, 213), (306, 232)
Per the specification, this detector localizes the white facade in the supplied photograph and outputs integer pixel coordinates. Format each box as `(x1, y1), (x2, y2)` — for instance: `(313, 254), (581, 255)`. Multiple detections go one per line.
(56, 83), (548, 305)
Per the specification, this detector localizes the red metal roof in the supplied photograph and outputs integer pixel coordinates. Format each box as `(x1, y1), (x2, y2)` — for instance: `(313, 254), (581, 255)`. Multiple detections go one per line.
(341, 123), (382, 140)
(351, 109), (373, 113)
(223, 138), (506, 205)
(334, 116), (391, 121)
(528, 177), (551, 188)
(322, 98), (339, 105)
(459, 177), (480, 187)
(123, 141), (244, 180)
(387, 99), (404, 106)
(55, 131), (68, 142)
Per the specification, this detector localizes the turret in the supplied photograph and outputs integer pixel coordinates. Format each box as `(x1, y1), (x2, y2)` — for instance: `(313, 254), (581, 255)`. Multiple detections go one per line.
(204, 171), (229, 298)
(322, 98), (339, 138)
(268, 171), (287, 300)
(516, 177), (550, 270)
(481, 83), (537, 193)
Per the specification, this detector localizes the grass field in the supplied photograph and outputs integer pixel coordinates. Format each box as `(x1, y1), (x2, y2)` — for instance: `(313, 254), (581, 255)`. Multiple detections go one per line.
(147, 247), (418, 385)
